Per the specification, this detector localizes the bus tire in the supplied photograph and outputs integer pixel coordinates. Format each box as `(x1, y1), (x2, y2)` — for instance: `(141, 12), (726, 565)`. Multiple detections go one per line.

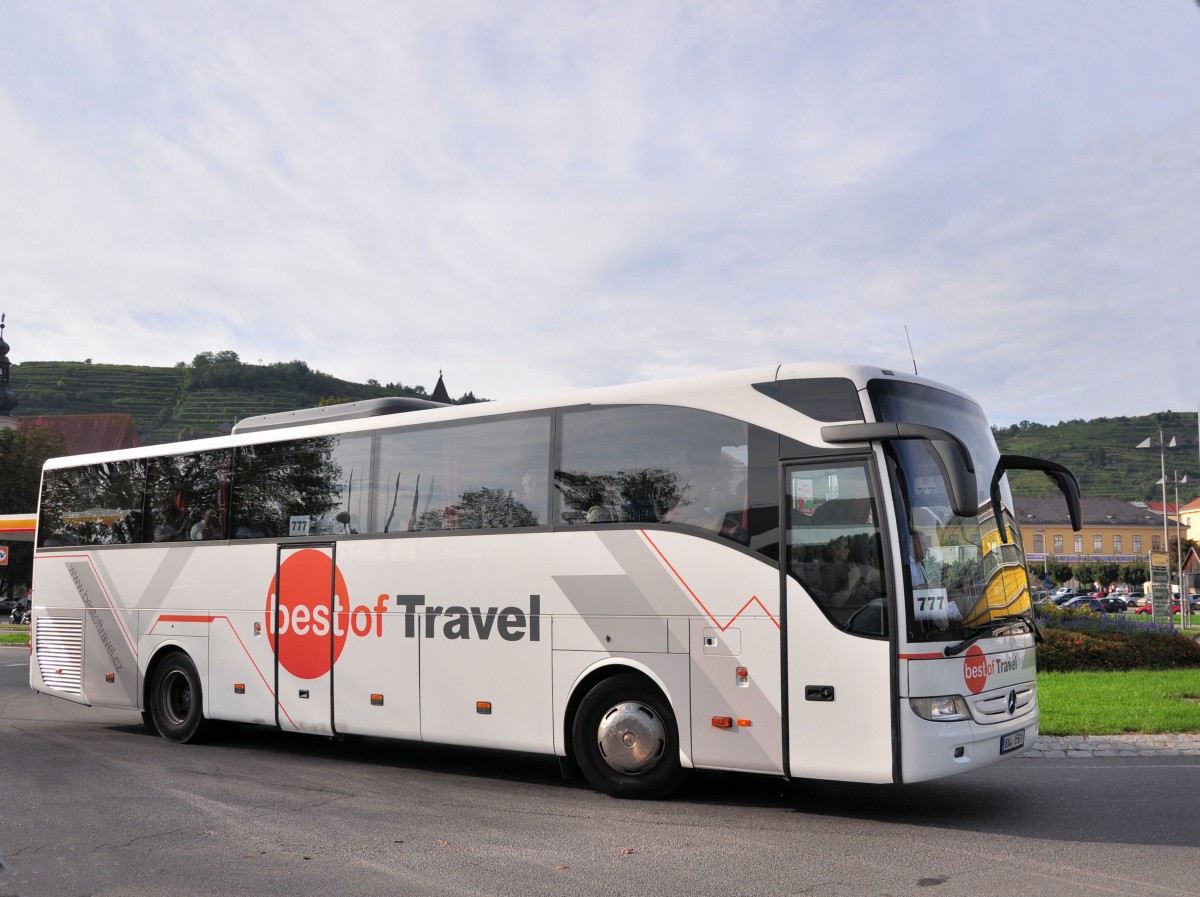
(571, 674), (687, 799)
(149, 652), (209, 743)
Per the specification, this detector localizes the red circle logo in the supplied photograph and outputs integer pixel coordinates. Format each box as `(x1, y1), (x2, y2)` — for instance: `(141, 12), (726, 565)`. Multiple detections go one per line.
(963, 645), (988, 694)
(266, 550), (351, 680)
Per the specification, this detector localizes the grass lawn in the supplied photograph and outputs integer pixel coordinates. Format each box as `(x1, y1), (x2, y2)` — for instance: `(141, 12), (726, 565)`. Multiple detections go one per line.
(1037, 669), (1200, 735)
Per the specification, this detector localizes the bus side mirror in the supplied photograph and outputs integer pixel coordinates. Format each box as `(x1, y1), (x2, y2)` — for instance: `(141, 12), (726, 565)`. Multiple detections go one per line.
(989, 455), (1082, 544)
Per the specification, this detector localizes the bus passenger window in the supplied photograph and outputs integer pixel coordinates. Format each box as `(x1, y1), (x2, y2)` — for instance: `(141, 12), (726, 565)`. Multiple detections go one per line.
(556, 405), (749, 539)
(785, 462), (887, 636)
(233, 435), (370, 538)
(373, 415), (551, 533)
(145, 449), (233, 542)
(37, 460), (147, 547)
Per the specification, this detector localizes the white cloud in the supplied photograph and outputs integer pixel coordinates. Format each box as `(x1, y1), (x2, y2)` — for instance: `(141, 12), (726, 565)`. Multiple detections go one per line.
(0, 0), (1197, 424)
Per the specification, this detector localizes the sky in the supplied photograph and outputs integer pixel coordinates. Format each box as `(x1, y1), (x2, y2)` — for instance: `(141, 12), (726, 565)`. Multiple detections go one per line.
(1, 1), (1198, 427)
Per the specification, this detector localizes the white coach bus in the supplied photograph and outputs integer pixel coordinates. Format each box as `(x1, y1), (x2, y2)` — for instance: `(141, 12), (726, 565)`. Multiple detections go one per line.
(29, 363), (1080, 798)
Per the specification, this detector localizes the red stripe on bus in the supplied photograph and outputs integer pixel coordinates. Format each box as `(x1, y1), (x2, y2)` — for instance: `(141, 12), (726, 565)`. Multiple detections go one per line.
(640, 530), (780, 631)
(153, 614), (218, 626)
(149, 612), (297, 728)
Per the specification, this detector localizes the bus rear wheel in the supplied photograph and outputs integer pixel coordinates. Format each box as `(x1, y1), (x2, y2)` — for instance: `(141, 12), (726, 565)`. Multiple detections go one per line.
(149, 652), (209, 743)
(571, 674), (687, 799)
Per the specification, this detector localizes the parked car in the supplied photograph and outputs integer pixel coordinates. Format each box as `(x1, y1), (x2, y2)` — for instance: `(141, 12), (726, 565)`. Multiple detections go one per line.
(1098, 597), (1127, 613)
(1052, 591), (1084, 605)
(1134, 599), (1200, 616)
(1062, 597), (1109, 613)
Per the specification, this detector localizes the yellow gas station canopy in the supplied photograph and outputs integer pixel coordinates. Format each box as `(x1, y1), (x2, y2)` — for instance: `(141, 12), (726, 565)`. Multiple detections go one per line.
(0, 514), (36, 542)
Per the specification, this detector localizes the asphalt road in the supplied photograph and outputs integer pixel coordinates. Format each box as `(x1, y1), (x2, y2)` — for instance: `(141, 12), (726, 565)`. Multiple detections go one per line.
(2, 645), (1199, 897)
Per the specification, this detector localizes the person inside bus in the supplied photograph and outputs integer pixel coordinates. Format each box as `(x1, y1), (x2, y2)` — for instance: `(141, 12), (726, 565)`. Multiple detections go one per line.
(153, 505), (185, 542)
(664, 458), (733, 533)
(716, 479), (749, 543)
(820, 536), (880, 608)
(908, 530), (929, 586)
(189, 509), (219, 541)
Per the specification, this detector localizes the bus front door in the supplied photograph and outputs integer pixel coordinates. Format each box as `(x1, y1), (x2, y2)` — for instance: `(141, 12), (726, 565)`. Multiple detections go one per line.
(271, 543), (339, 736)
(783, 460), (896, 783)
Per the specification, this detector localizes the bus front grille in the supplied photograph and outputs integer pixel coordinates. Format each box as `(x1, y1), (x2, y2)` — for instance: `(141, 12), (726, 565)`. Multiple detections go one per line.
(35, 617), (84, 695)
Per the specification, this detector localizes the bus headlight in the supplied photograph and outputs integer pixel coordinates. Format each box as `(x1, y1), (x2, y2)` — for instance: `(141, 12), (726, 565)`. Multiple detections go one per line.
(909, 695), (970, 722)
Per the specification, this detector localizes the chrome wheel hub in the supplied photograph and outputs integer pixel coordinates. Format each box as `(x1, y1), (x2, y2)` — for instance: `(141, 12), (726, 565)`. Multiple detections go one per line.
(596, 701), (666, 775)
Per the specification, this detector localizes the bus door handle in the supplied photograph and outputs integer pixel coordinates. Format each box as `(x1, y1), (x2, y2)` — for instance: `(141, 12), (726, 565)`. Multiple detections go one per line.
(805, 685), (835, 702)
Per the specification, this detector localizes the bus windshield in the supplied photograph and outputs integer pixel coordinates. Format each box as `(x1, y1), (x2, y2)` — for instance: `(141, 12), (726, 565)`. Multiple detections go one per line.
(869, 379), (1030, 643)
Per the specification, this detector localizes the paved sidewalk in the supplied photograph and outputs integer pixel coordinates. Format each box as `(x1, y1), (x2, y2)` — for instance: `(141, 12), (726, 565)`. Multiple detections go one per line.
(1024, 734), (1200, 758)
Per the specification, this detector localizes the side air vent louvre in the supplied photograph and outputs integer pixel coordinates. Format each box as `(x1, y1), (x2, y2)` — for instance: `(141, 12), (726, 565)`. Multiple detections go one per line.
(35, 617), (84, 695)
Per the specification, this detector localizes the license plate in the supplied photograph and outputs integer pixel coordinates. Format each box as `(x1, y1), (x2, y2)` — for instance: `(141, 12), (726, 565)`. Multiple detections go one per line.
(1000, 729), (1025, 754)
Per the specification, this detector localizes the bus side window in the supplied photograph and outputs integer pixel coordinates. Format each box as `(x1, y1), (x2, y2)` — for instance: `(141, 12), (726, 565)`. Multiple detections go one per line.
(145, 449), (233, 542)
(375, 416), (551, 533)
(37, 460), (146, 546)
(555, 405), (749, 536)
(786, 462), (887, 636)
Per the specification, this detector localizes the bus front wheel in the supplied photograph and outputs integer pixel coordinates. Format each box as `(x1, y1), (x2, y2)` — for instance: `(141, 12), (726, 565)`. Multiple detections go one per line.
(571, 674), (687, 799)
(149, 653), (209, 743)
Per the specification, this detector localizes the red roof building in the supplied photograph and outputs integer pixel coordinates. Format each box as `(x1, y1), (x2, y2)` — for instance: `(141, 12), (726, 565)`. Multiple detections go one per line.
(19, 414), (141, 455)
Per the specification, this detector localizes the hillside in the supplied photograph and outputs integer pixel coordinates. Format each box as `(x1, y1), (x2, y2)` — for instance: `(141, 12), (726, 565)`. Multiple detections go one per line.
(11, 355), (1198, 505)
(13, 353), (477, 446)
(993, 412), (1198, 504)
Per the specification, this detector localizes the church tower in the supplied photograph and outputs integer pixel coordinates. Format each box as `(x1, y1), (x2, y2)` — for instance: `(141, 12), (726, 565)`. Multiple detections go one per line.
(430, 369), (451, 404)
(0, 314), (18, 431)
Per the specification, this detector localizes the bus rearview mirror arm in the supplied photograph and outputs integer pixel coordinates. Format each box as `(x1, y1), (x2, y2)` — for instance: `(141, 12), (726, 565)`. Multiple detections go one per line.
(820, 423), (977, 519)
(987, 455), (1082, 544)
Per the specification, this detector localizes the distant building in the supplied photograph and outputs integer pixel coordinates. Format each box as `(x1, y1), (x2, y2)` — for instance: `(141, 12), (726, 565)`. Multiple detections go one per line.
(1177, 497), (1200, 543)
(19, 413), (141, 454)
(0, 316), (141, 454)
(1184, 546), (1200, 597)
(0, 314), (18, 431)
(1015, 495), (1168, 564)
(430, 370), (451, 404)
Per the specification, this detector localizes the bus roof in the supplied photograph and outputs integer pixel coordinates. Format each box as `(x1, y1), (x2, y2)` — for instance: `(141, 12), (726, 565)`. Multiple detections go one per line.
(40, 362), (970, 470)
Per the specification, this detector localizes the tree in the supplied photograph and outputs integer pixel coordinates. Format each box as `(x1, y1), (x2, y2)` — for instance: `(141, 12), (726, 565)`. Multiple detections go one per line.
(1122, 561), (1149, 586)
(1045, 558), (1073, 586)
(0, 426), (68, 593)
(0, 426), (67, 514)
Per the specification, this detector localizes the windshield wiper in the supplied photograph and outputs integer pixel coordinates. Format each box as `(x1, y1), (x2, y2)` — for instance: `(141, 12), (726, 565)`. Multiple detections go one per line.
(943, 614), (1037, 657)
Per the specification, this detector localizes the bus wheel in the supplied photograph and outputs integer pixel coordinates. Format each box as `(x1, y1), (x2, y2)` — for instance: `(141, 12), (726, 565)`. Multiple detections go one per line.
(149, 653), (209, 743)
(571, 674), (687, 799)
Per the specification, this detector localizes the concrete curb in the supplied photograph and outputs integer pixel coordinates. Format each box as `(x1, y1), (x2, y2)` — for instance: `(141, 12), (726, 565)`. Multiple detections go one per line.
(1024, 734), (1200, 758)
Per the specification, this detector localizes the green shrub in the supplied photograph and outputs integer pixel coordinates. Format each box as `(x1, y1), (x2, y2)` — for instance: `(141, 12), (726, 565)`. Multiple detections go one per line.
(1036, 606), (1200, 672)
